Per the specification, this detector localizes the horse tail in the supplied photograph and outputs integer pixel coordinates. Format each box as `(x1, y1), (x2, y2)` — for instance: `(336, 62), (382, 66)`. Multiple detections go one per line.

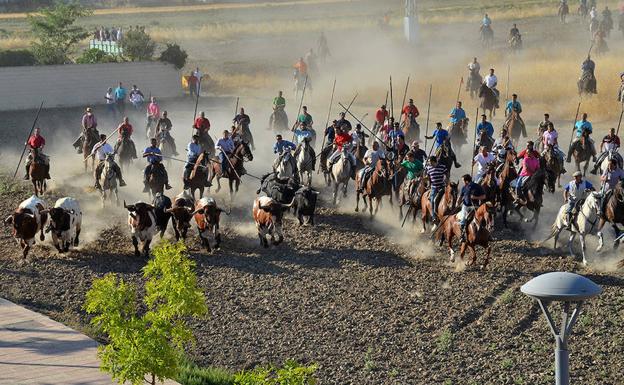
(540, 222), (560, 245)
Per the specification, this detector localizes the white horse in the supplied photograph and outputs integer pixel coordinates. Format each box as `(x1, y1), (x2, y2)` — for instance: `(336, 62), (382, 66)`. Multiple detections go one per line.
(296, 140), (314, 186)
(100, 154), (119, 208)
(542, 192), (600, 266)
(273, 148), (297, 180)
(327, 146), (352, 205)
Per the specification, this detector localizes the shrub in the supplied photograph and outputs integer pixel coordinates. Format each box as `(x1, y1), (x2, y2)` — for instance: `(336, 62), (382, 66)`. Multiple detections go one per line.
(159, 43), (187, 69)
(0, 49), (37, 67)
(120, 29), (156, 61)
(234, 360), (318, 385)
(75, 48), (120, 64)
(176, 360), (234, 385)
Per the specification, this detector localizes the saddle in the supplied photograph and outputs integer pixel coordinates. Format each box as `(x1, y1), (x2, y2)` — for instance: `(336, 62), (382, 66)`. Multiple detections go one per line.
(148, 162), (166, 179)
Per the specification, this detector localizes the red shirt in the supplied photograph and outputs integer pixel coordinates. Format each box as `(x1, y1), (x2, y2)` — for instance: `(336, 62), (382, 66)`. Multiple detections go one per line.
(375, 109), (389, 123)
(402, 104), (420, 118)
(118, 123), (133, 138)
(516, 148), (539, 160)
(194, 117), (210, 132)
(334, 132), (353, 150)
(27, 134), (45, 149)
(603, 134), (621, 147)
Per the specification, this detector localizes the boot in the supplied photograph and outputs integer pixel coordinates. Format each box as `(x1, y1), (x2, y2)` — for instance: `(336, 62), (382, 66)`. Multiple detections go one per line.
(119, 179), (127, 187)
(165, 183), (172, 190)
(454, 161), (462, 168)
(94, 181), (102, 190)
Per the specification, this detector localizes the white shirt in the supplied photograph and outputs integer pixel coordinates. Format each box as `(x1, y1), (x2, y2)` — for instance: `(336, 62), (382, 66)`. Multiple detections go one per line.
(468, 62), (480, 72)
(364, 149), (384, 166)
(91, 142), (114, 161)
(484, 74), (498, 88)
(473, 152), (495, 178)
(603, 141), (618, 152)
(106, 91), (114, 105)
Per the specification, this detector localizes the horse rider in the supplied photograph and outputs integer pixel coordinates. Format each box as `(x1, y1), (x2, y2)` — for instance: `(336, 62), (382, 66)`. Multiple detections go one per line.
(216, 130), (235, 177)
(567, 112), (597, 163)
(516, 140), (540, 161)
(395, 136), (410, 161)
(401, 98), (420, 129)
(580, 55), (597, 94)
(74, 107), (98, 153)
(514, 142), (540, 204)
(292, 122), (317, 170)
(509, 23), (521, 39)
(387, 121), (405, 151)
(592, 127), (622, 174)
(466, 57), (481, 90)
(114, 82), (127, 114)
(297, 105), (313, 128)
(494, 128), (515, 152)
(590, 6), (598, 21)
(328, 125), (357, 179)
(183, 134), (207, 188)
(505, 93), (524, 126)
(274, 134), (297, 154)
(476, 114), (495, 141)
(483, 68), (500, 108)
(456, 174), (486, 242)
(142, 137), (172, 192)
(373, 105), (389, 138)
(146, 97), (160, 134)
(473, 145), (496, 183)
(618, 73), (624, 102)
(352, 124), (369, 149)
(115, 117), (138, 159)
(24, 127), (50, 180)
(336, 111), (352, 131)
(400, 151), (423, 196)
(425, 155), (448, 224)
(273, 90), (286, 111)
(564, 171), (594, 229)
(357, 141), (385, 193)
(449, 101), (467, 131)
(541, 122), (566, 174)
(324, 120), (337, 145)
(129, 84), (145, 110)
(193, 111), (212, 151)
(410, 140), (427, 164)
(305, 48), (318, 75)
(425, 122), (461, 168)
(156, 110), (178, 156)
(481, 13), (492, 30)
(294, 57), (308, 76)
(536, 113), (552, 151)
(598, 158), (624, 215)
(92, 134), (126, 189)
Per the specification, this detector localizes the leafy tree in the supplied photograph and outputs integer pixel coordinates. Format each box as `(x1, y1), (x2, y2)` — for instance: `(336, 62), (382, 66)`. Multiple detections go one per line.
(159, 43), (188, 69)
(27, 1), (92, 64)
(85, 241), (207, 385)
(76, 48), (120, 64)
(120, 29), (156, 61)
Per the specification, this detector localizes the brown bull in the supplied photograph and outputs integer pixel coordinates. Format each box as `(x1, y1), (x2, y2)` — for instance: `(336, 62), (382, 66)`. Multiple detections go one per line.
(193, 197), (229, 252)
(252, 196), (292, 248)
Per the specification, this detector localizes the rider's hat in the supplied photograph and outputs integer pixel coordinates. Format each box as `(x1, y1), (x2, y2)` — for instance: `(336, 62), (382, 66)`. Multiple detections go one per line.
(573, 171), (582, 177)
(86, 107), (92, 112)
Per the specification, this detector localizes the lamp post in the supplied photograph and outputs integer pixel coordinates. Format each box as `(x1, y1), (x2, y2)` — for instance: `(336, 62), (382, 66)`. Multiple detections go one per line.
(521, 272), (602, 385)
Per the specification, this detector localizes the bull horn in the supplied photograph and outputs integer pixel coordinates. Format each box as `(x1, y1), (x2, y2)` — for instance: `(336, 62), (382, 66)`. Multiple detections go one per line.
(39, 209), (49, 215)
(123, 200), (128, 209)
(311, 190), (320, 195)
(4, 215), (12, 225)
(190, 208), (203, 216)
(281, 198), (296, 209)
(165, 208), (174, 213)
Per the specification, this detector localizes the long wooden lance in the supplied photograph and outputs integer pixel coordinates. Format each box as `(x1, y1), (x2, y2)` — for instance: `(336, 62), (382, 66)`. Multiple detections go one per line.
(424, 84), (432, 153)
(567, 99), (582, 156)
(470, 107), (480, 177)
(389, 75), (395, 122)
(400, 75), (410, 115)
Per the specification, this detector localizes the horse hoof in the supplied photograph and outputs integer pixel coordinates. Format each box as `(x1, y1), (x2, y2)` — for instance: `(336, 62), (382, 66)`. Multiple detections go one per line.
(523, 218), (530, 223)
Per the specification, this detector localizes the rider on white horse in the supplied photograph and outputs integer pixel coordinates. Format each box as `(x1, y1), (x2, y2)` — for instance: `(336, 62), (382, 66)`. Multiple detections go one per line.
(592, 127), (622, 174)
(564, 171), (594, 230)
(292, 123), (317, 170)
(92, 133), (126, 190)
(328, 125), (357, 179)
(156, 110), (178, 156)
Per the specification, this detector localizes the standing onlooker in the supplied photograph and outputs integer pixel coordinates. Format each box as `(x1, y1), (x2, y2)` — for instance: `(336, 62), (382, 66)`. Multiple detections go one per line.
(192, 67), (202, 95)
(114, 82), (127, 115)
(105, 87), (116, 117)
(188, 71), (198, 98)
(116, 27), (123, 42)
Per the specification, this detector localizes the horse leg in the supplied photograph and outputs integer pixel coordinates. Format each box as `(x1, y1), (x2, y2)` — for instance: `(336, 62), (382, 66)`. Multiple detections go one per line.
(532, 208), (540, 228)
(580, 234), (588, 266)
(216, 177), (222, 193)
(613, 224), (622, 249)
(333, 182), (338, 205)
(448, 232), (455, 262)
(459, 242), (467, 262)
(483, 245), (491, 269)
(469, 245), (477, 266)
(132, 236), (140, 257)
(554, 227), (563, 249)
(368, 196), (373, 217)
(568, 233), (576, 259)
(355, 190), (360, 212)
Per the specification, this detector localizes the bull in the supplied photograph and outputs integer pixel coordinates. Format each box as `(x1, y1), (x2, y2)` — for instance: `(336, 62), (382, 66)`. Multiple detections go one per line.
(124, 201), (157, 257)
(152, 193), (172, 238)
(165, 190), (195, 241)
(4, 195), (48, 259)
(257, 172), (299, 204)
(252, 196), (293, 248)
(193, 197), (229, 252)
(292, 186), (319, 225)
(43, 197), (82, 253)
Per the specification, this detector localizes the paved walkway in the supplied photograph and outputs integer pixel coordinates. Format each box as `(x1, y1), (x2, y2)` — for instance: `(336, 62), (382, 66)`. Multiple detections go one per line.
(0, 298), (179, 385)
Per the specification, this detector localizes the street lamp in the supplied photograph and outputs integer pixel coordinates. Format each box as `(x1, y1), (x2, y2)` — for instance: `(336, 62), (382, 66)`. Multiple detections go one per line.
(521, 272), (602, 385)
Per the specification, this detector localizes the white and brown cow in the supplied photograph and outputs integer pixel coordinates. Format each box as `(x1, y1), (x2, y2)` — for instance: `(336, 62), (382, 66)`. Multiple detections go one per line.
(43, 197), (82, 253)
(166, 190), (196, 241)
(252, 196), (293, 248)
(4, 195), (48, 258)
(124, 201), (158, 257)
(193, 197), (228, 252)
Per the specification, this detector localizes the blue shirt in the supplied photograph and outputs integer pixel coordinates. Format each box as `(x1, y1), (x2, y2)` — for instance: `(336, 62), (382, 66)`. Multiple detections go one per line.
(461, 182), (485, 206)
(476, 122), (494, 138)
(187, 142), (202, 160)
(293, 129), (313, 144)
(575, 120), (592, 137)
(388, 129), (405, 142)
(505, 100), (522, 114)
(432, 128), (449, 147)
(144, 146), (162, 164)
(564, 180), (593, 200)
(273, 140), (296, 154)
(482, 16), (491, 26)
(325, 125), (335, 143)
(449, 107), (466, 124)
(114, 86), (126, 101)
(216, 137), (235, 153)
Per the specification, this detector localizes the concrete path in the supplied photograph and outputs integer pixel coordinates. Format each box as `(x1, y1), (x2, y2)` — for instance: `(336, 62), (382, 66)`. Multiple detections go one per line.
(0, 298), (179, 385)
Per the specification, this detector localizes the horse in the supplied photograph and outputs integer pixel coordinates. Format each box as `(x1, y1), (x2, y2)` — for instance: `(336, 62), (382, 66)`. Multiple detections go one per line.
(434, 202), (496, 269)
(466, 71), (482, 99)
(577, 70), (596, 95)
(479, 163), (500, 205)
(401, 113), (420, 143)
(558, 1), (569, 23)
(115, 136), (135, 172)
(509, 164), (556, 227)
(185, 152), (211, 200)
(294, 71), (309, 100)
(269, 107), (289, 131)
(236, 121), (255, 151)
(474, 130), (494, 156)
(497, 148), (518, 227)
(157, 132), (176, 167)
(29, 150), (47, 197)
(146, 163), (168, 199)
(589, 18), (600, 37)
(449, 119), (469, 155)
(328, 146), (352, 205)
(197, 131), (215, 156)
(296, 140), (314, 186)
(508, 34), (522, 52)
(570, 132), (593, 176)
(543, 192), (601, 266)
(578, 3), (588, 22)
(82, 127), (99, 172)
(209, 141), (253, 200)
(478, 83), (497, 118)
(355, 157), (392, 217)
(399, 175), (426, 225)
(99, 153), (119, 207)
(480, 25), (494, 48)
(274, 149), (297, 181)
(597, 180), (624, 253)
(503, 111), (526, 142)
(543, 144), (564, 187)
(420, 181), (459, 233)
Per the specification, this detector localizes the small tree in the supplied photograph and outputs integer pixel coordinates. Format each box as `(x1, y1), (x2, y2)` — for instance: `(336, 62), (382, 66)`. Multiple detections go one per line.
(27, 1), (92, 64)
(121, 29), (156, 61)
(76, 48), (120, 64)
(85, 241), (207, 385)
(159, 43), (187, 69)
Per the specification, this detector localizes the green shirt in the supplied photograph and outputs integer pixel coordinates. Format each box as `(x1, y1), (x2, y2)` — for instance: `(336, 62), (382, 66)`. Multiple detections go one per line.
(297, 113), (313, 125)
(401, 159), (423, 180)
(273, 96), (286, 107)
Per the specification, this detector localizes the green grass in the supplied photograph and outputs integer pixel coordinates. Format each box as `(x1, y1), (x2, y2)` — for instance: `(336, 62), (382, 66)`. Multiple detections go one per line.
(437, 328), (454, 352)
(364, 347), (378, 372)
(0, 174), (26, 197)
(176, 360), (235, 385)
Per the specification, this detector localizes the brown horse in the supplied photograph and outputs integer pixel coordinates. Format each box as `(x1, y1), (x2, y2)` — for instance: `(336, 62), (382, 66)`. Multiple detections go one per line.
(29, 155), (47, 197)
(570, 131), (593, 176)
(420, 181), (459, 233)
(355, 158), (393, 217)
(474, 129), (495, 156)
(449, 119), (469, 156)
(147, 163), (167, 199)
(480, 163), (499, 205)
(185, 152), (212, 200)
(478, 83), (497, 118)
(497, 149), (518, 227)
(208, 141), (253, 200)
(543, 144), (564, 187)
(503, 110), (526, 142)
(398, 175), (424, 223)
(434, 202), (495, 269)
(401, 114), (420, 143)
(82, 127), (99, 172)
(508, 161), (556, 228)
(597, 180), (624, 253)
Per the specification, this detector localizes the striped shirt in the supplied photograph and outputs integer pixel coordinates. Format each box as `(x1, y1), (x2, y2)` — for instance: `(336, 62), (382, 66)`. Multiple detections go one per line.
(426, 164), (447, 188)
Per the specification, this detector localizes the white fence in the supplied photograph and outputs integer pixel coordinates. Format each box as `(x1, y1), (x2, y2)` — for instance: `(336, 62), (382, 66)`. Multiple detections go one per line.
(89, 40), (123, 54)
